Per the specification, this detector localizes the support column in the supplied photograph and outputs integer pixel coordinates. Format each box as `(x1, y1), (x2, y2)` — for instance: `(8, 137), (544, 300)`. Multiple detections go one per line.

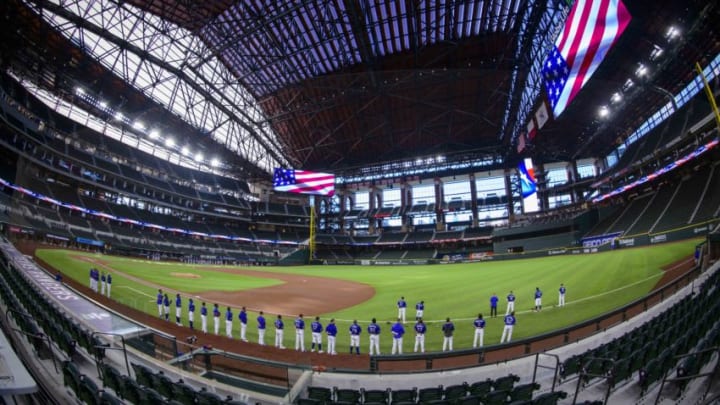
(534, 162), (548, 212)
(504, 169), (515, 224)
(434, 178), (445, 231)
(469, 173), (479, 228)
(401, 180), (412, 232)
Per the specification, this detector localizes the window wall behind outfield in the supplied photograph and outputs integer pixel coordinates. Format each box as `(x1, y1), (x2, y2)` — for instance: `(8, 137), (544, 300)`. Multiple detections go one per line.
(344, 161), (608, 229)
(475, 174), (509, 226)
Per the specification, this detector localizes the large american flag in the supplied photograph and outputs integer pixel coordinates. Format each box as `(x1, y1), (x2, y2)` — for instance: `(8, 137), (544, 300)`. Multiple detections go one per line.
(543, 0), (631, 117)
(273, 168), (335, 196)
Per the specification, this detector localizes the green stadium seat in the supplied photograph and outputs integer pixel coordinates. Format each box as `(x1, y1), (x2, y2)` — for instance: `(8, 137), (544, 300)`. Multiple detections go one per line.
(62, 360), (81, 395)
(99, 390), (123, 405)
(492, 374), (520, 391)
(100, 363), (123, 395)
(639, 358), (663, 393)
(361, 388), (390, 404)
(483, 389), (509, 405)
(308, 386), (333, 402)
(141, 387), (165, 405)
(131, 362), (154, 388)
(560, 354), (583, 380)
(153, 371), (175, 399)
(196, 388), (223, 405)
(417, 385), (443, 403)
(442, 383), (468, 400)
(297, 399), (323, 405)
(531, 391), (567, 405)
(333, 387), (361, 404)
(455, 395), (481, 405)
(468, 379), (492, 397)
(79, 375), (101, 405)
(171, 379), (197, 405)
(508, 382), (539, 402)
(121, 376), (143, 404)
(390, 388), (416, 404)
(609, 358), (631, 388)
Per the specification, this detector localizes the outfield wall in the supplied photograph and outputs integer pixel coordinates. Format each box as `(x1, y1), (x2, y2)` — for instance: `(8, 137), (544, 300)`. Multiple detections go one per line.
(317, 219), (718, 266)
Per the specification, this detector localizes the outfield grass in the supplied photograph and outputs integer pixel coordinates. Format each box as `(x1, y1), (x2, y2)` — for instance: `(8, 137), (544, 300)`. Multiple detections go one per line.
(36, 238), (700, 354)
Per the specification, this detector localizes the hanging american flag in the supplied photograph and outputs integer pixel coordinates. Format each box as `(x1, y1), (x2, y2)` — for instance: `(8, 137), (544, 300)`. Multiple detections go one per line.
(543, 0), (631, 117)
(273, 168), (335, 196)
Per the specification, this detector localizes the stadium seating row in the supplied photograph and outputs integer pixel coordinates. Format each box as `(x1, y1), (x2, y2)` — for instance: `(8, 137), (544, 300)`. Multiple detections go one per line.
(0, 250), (249, 405)
(298, 375), (570, 405)
(559, 268), (720, 398)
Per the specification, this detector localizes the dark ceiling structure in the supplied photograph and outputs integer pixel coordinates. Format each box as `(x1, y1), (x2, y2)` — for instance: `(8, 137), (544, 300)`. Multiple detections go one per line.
(1, 0), (718, 183)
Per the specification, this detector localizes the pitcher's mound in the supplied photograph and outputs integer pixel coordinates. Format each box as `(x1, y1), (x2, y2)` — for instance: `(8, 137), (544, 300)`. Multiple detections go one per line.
(171, 272), (201, 279)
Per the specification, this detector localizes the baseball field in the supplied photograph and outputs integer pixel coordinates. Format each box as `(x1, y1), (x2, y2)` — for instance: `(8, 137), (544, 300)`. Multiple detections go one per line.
(35, 238), (701, 353)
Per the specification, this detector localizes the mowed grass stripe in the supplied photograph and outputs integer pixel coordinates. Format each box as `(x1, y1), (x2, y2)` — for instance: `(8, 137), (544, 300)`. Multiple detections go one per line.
(36, 239), (700, 353)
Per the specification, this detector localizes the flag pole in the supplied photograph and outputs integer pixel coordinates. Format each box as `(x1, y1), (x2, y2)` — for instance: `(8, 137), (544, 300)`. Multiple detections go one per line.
(695, 62), (720, 132)
(308, 204), (316, 264)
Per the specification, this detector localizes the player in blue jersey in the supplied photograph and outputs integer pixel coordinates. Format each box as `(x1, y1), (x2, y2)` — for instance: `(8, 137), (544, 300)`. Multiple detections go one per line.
(473, 314), (486, 348)
(188, 298), (195, 330)
(89, 268), (94, 291)
(415, 300), (425, 320)
(349, 320), (361, 355)
(391, 318), (405, 355)
(397, 296), (407, 323)
(534, 287), (543, 312)
(200, 302), (208, 333)
(506, 291), (516, 315)
(212, 303), (221, 335)
(368, 318), (381, 356)
(310, 316), (323, 353)
(294, 314), (306, 352)
(105, 273), (112, 297)
(175, 294), (182, 326)
(490, 293), (498, 317)
(239, 306), (248, 341)
(92, 268), (99, 292)
(274, 315), (285, 349)
(257, 311), (266, 345)
(500, 312), (516, 343)
(163, 294), (170, 321)
(100, 272), (106, 295)
(442, 317), (455, 351)
(326, 318), (337, 355)
(225, 307), (233, 338)
(413, 319), (427, 353)
(558, 283), (566, 307)
(156, 289), (164, 318)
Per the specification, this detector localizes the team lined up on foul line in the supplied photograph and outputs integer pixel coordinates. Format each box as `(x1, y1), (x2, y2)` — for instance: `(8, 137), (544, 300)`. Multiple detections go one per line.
(146, 284), (567, 355)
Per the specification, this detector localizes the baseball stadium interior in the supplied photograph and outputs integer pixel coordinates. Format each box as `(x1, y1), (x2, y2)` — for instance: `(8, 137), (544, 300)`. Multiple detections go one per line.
(0, 0), (720, 404)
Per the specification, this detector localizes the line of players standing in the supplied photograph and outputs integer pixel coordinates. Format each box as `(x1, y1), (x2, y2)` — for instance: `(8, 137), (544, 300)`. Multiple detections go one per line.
(88, 268), (112, 297)
(151, 283), (567, 355)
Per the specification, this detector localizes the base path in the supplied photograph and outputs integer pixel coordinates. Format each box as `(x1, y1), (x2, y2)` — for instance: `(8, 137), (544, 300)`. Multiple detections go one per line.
(195, 266), (375, 316)
(69, 254), (375, 317)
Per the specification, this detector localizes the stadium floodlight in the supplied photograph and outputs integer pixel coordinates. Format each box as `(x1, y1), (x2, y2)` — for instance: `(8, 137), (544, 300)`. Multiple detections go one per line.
(149, 130), (159, 139)
(195, 152), (204, 162)
(99, 100), (107, 109)
(181, 146), (190, 156)
(635, 64), (647, 77)
(210, 158), (220, 167)
(132, 121), (145, 130)
(650, 45), (663, 61)
(75, 87), (84, 95)
(623, 78), (634, 92)
(165, 137), (175, 147)
(666, 26), (679, 40)
(114, 112), (124, 121)
(598, 106), (610, 118)
(611, 92), (622, 103)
